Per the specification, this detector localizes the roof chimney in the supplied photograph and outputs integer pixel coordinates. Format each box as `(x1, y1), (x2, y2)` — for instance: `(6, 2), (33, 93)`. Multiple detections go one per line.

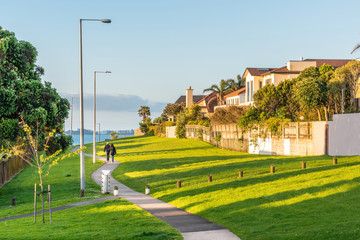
(186, 86), (193, 107)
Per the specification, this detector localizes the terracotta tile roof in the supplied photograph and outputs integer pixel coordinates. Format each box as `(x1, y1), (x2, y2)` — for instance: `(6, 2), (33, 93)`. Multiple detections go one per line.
(195, 92), (217, 104)
(245, 68), (276, 76)
(304, 59), (352, 67)
(261, 66), (300, 75)
(175, 95), (205, 104)
(224, 87), (246, 99)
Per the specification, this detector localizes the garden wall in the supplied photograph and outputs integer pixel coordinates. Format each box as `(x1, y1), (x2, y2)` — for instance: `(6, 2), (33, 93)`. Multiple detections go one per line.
(328, 113), (360, 156)
(0, 156), (27, 188)
(184, 122), (326, 156)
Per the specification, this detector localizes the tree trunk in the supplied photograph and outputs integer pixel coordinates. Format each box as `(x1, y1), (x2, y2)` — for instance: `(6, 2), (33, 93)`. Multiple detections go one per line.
(39, 170), (45, 224)
(316, 108), (322, 121)
(324, 107), (329, 121)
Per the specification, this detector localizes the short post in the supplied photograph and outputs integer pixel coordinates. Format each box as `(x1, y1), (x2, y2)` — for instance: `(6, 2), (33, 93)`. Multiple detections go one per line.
(114, 186), (119, 196)
(302, 161), (306, 169)
(238, 170), (243, 178)
(177, 180), (181, 189)
(34, 184), (37, 223)
(270, 165), (275, 174)
(11, 197), (16, 206)
(48, 185), (52, 224)
(208, 174), (212, 183)
(333, 156), (337, 165)
(145, 185), (150, 195)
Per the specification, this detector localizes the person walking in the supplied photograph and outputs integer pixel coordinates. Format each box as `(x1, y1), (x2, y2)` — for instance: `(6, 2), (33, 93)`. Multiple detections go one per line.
(110, 143), (116, 163)
(104, 142), (110, 162)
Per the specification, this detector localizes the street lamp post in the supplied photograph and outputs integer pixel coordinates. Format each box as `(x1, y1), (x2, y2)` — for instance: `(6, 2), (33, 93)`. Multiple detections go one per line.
(93, 71), (111, 164)
(79, 18), (111, 197)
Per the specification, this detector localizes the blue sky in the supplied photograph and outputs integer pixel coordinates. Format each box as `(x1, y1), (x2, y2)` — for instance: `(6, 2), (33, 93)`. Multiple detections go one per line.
(1, 0), (360, 130)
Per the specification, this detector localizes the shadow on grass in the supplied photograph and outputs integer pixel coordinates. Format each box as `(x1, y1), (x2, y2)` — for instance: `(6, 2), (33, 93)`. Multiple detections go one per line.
(194, 180), (360, 240)
(145, 161), (360, 202)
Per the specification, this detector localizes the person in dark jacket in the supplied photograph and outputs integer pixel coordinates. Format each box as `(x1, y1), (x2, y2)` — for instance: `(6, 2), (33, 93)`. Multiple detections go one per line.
(104, 142), (110, 162)
(109, 144), (116, 163)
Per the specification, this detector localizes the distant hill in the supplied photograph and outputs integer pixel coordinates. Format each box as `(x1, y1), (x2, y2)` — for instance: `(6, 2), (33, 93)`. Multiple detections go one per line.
(65, 129), (134, 135)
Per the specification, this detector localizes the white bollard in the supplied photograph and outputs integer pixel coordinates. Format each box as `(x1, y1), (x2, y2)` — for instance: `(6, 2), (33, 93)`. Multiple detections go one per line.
(101, 170), (111, 194)
(145, 185), (150, 195)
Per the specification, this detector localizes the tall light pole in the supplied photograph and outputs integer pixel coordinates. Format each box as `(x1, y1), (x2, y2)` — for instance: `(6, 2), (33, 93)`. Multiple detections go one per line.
(93, 71), (111, 164)
(79, 18), (111, 197)
(70, 97), (79, 137)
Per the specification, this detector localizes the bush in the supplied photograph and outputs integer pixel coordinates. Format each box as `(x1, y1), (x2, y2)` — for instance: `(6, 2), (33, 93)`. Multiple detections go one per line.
(46, 134), (73, 155)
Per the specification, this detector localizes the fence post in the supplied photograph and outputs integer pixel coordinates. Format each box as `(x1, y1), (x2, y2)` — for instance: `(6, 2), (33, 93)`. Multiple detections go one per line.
(333, 156), (337, 165)
(177, 180), (181, 189)
(270, 165), (275, 174)
(238, 170), (243, 178)
(302, 161), (306, 169)
(208, 174), (212, 183)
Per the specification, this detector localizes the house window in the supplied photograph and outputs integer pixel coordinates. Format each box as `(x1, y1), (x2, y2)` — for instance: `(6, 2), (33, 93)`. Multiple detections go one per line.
(259, 81), (262, 88)
(246, 82), (250, 102)
(251, 81), (254, 102)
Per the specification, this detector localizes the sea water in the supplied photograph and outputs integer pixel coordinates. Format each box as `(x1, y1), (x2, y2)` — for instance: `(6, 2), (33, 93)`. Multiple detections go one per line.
(69, 134), (133, 145)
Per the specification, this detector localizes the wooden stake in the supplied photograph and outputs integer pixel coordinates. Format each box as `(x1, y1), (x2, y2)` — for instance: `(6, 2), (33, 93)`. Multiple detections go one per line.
(270, 165), (275, 174)
(238, 170), (243, 178)
(34, 184), (37, 223)
(177, 180), (181, 189)
(48, 185), (52, 224)
(302, 161), (306, 169)
(208, 175), (212, 183)
(333, 156), (337, 165)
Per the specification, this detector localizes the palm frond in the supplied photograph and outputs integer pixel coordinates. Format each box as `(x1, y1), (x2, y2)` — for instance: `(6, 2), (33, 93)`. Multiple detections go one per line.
(351, 44), (360, 54)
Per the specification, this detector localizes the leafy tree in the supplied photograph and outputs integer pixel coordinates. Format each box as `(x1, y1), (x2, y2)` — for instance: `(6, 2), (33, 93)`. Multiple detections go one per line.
(203, 79), (233, 105)
(0, 26), (70, 150)
(334, 60), (360, 110)
(138, 105), (151, 123)
(162, 102), (185, 118)
(253, 84), (279, 120)
(294, 78), (328, 121)
(110, 132), (120, 139)
(12, 117), (84, 223)
(175, 111), (187, 138)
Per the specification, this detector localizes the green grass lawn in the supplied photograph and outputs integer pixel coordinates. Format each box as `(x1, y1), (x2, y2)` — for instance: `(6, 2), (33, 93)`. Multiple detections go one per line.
(0, 199), (181, 240)
(0, 147), (183, 240)
(90, 135), (360, 240)
(0, 149), (103, 218)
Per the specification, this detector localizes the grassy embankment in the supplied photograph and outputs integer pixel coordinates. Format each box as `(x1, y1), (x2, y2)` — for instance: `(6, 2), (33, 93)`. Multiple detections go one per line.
(0, 148), (182, 240)
(89, 135), (360, 240)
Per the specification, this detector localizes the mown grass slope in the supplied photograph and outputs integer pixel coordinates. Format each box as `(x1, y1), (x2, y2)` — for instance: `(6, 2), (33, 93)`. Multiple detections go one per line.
(93, 135), (360, 240)
(0, 148), (182, 240)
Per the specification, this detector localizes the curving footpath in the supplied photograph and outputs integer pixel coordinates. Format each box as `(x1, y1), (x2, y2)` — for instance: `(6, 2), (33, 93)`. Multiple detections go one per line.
(86, 151), (240, 240)
(0, 148), (240, 240)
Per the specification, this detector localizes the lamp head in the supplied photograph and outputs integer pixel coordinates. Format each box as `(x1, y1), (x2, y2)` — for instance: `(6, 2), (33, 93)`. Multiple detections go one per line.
(101, 19), (111, 23)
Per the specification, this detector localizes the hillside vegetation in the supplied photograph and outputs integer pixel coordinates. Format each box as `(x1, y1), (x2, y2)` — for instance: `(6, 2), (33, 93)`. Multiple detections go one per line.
(93, 135), (360, 240)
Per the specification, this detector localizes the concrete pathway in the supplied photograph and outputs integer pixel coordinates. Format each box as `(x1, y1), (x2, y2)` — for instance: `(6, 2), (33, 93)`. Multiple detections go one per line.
(86, 152), (240, 240)
(0, 148), (240, 239)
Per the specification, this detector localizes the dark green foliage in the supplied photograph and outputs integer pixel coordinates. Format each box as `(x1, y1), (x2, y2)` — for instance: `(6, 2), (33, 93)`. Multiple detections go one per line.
(0, 26), (70, 149)
(46, 134), (73, 155)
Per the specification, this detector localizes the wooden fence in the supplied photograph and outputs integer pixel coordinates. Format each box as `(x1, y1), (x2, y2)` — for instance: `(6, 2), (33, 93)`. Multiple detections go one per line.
(0, 156), (27, 188)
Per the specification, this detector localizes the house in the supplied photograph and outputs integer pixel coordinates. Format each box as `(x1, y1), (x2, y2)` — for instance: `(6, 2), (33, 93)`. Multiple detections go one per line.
(214, 87), (246, 111)
(244, 58), (352, 105)
(243, 67), (276, 104)
(195, 92), (218, 118)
